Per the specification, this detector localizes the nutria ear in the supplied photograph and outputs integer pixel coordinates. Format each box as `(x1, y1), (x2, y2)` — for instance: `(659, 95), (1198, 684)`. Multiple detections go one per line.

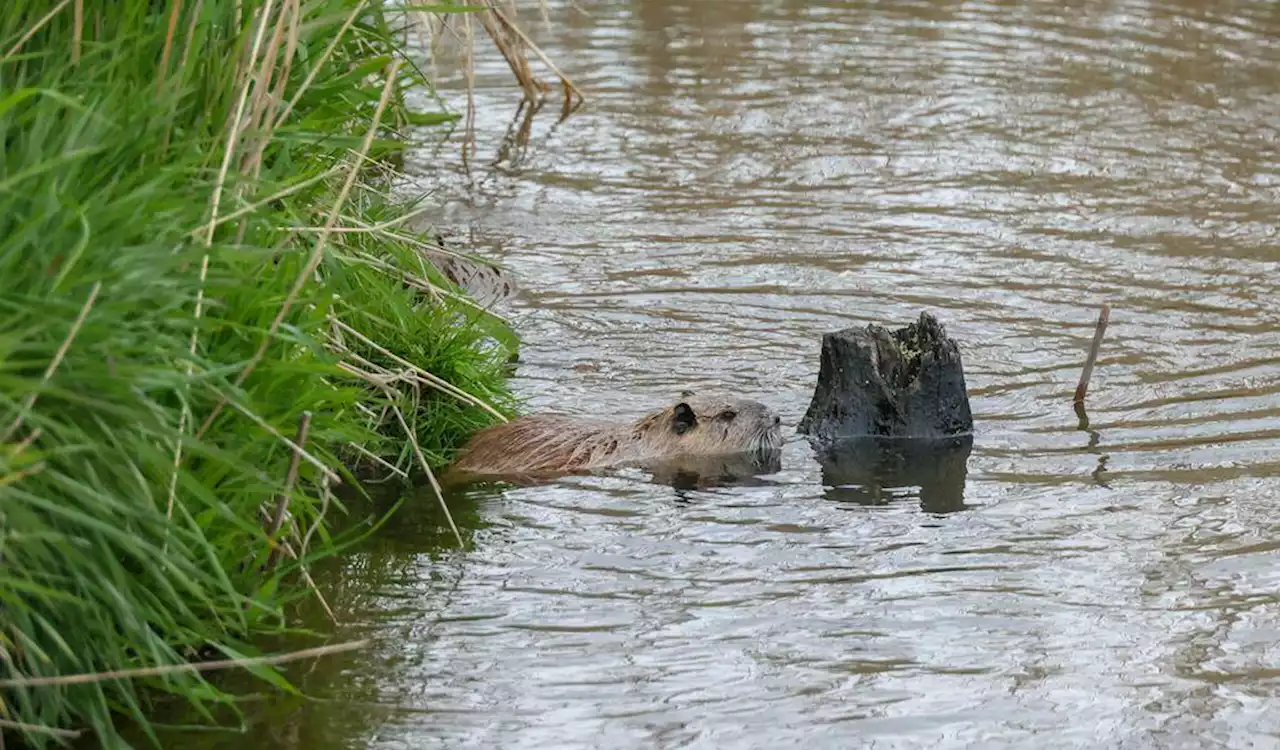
(673, 402), (697, 434)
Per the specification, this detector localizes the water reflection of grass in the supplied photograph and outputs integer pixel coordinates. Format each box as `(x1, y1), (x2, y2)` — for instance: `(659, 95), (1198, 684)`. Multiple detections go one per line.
(102, 480), (504, 750)
(0, 3), (543, 746)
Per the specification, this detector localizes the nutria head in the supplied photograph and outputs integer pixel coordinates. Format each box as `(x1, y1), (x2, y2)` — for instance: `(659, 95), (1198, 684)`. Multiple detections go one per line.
(630, 395), (784, 459)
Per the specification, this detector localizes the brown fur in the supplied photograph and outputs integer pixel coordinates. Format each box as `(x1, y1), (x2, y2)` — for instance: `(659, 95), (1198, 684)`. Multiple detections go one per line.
(446, 395), (783, 481)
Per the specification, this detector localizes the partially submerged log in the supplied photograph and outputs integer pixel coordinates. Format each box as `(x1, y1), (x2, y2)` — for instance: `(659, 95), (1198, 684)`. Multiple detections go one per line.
(798, 312), (973, 441)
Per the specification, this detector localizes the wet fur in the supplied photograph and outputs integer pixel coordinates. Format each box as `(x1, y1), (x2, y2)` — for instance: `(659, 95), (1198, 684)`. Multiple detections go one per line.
(447, 396), (783, 481)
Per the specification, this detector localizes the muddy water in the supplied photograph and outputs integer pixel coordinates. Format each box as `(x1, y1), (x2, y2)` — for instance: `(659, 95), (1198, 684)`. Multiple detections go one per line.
(218, 1), (1280, 748)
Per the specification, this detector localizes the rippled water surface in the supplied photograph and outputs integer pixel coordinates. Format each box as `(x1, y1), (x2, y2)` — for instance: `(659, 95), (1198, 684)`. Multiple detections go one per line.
(209, 1), (1280, 748)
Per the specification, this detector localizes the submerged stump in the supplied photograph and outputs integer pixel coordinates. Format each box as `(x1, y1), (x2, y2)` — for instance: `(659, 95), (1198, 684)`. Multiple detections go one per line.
(798, 311), (973, 441)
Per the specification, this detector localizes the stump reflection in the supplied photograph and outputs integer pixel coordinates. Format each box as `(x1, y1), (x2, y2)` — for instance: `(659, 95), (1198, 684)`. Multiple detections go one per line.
(813, 435), (973, 514)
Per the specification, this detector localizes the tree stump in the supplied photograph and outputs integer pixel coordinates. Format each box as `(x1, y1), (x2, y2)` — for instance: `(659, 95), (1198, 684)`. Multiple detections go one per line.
(798, 312), (973, 441)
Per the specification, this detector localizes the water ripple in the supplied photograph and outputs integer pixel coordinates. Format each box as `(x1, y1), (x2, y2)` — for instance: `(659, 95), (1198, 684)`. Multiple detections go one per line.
(275, 0), (1280, 748)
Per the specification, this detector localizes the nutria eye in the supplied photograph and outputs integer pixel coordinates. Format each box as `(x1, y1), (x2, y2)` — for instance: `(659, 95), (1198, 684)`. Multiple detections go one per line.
(672, 402), (697, 435)
(719, 411), (737, 422)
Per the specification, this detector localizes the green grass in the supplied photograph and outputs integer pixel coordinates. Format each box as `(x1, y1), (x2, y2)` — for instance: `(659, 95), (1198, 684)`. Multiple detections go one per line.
(0, 1), (517, 747)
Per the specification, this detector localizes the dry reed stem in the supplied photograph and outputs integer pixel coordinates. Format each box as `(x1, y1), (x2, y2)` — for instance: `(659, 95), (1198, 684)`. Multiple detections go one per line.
(381, 388), (464, 547)
(223, 398), (340, 485)
(477, 5), (541, 103)
(0, 640), (366, 689)
(276, 537), (338, 625)
(345, 441), (408, 478)
(274, 1), (365, 129)
(347, 249), (513, 323)
(250, 1), (290, 135)
(489, 6), (582, 103)
(71, 0), (83, 64)
(363, 224), (518, 310)
(0, 462), (46, 490)
(261, 0), (301, 156)
(462, 12), (477, 164)
(1074, 304), (1110, 405)
(176, 0), (206, 78)
(265, 410), (311, 570)
(2, 282), (100, 444)
(331, 318), (507, 422)
(196, 58), (403, 442)
(0, 719), (80, 740)
(157, 0), (183, 91)
(204, 0), (277, 251)
(1, 0), (74, 61)
(300, 475), (331, 559)
(233, 0), (295, 243)
(242, 0), (298, 185)
(336, 359), (395, 386)
(336, 346), (401, 384)
(164, 407), (188, 529)
(256, 505), (338, 625)
(371, 225), (467, 261)
(191, 165), (345, 239)
(162, 0), (205, 152)
(168, 0), (281, 519)
(7, 427), (42, 458)
(289, 202), (435, 234)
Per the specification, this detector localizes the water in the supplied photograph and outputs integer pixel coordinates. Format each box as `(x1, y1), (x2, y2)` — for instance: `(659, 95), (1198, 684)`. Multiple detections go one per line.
(192, 1), (1280, 747)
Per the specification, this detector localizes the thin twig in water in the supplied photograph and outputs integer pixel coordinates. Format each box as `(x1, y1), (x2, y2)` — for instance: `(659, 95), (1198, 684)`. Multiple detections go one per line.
(0, 640), (366, 689)
(3, 282), (100, 443)
(1074, 303), (1110, 405)
(196, 58), (403, 442)
(257, 506), (338, 625)
(381, 387), (464, 547)
(280, 538), (338, 625)
(266, 411), (312, 570)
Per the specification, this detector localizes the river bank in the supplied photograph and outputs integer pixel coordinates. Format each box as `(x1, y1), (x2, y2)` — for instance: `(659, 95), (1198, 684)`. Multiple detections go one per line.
(0, 3), (519, 746)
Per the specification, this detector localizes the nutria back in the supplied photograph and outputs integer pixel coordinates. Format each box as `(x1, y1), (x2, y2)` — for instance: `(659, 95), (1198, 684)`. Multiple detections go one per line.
(447, 395), (783, 481)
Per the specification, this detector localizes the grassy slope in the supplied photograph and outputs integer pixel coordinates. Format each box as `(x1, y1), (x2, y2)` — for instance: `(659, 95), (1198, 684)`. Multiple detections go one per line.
(0, 1), (515, 747)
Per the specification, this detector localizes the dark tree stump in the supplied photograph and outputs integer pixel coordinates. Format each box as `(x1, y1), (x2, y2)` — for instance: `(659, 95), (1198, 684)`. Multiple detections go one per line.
(798, 312), (973, 441)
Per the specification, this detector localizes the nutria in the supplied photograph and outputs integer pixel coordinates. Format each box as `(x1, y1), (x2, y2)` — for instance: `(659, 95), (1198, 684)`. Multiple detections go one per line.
(446, 395), (784, 481)
(422, 233), (518, 309)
